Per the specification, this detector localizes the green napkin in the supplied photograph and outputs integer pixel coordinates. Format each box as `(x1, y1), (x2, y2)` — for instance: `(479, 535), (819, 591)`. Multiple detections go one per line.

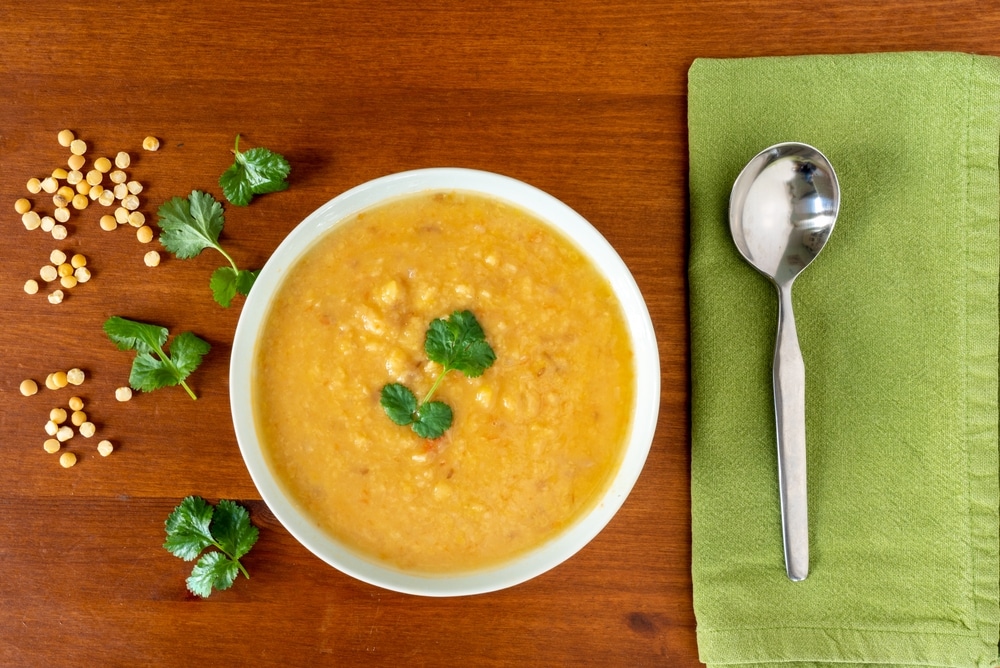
(688, 52), (1000, 668)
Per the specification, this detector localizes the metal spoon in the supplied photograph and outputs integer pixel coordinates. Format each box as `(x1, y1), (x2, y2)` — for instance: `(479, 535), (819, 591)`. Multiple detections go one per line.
(729, 142), (840, 582)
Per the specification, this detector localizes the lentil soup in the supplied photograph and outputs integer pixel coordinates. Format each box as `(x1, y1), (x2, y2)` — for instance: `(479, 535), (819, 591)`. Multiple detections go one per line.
(254, 190), (635, 574)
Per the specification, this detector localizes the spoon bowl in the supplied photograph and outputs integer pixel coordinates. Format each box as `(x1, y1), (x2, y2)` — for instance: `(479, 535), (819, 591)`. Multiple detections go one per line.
(729, 142), (840, 581)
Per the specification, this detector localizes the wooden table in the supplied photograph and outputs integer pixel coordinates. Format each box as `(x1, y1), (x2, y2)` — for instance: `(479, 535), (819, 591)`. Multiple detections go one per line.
(2, 2), (997, 665)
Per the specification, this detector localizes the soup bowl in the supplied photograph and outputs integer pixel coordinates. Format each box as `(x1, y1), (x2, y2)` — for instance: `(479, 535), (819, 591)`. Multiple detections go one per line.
(230, 168), (659, 596)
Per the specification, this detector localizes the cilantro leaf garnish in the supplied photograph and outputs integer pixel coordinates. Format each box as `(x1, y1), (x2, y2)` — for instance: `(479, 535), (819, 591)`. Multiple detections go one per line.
(380, 310), (495, 439)
(219, 134), (290, 206)
(157, 190), (260, 307)
(164, 497), (259, 598)
(425, 309), (497, 377)
(103, 316), (210, 400)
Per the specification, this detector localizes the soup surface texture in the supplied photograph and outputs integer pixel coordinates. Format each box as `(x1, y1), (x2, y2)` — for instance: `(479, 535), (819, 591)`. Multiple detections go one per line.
(254, 191), (635, 574)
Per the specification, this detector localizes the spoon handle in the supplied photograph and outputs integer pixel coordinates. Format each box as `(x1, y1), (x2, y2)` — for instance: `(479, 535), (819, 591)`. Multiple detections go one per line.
(774, 283), (809, 582)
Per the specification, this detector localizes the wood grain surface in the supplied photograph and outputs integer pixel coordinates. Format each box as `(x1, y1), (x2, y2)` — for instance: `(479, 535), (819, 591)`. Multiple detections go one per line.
(1, 2), (997, 666)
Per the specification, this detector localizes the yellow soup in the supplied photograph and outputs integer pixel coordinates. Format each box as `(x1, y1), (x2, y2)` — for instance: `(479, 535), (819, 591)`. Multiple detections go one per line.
(254, 191), (635, 574)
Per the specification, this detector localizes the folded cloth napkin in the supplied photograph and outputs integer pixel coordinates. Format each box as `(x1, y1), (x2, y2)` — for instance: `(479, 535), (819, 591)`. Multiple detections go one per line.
(688, 52), (1000, 668)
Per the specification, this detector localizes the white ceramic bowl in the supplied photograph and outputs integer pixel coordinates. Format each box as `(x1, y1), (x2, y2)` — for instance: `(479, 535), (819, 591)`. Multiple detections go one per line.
(230, 168), (659, 596)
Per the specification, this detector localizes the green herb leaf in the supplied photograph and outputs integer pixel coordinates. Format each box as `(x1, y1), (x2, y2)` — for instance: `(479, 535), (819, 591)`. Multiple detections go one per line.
(167, 331), (212, 379)
(219, 134), (290, 206)
(157, 190), (225, 259)
(380, 383), (417, 426)
(104, 316), (210, 399)
(210, 499), (259, 561)
(163, 496), (215, 561)
(103, 316), (168, 355)
(210, 266), (260, 308)
(186, 551), (239, 598)
(164, 496), (258, 598)
(236, 268), (259, 296)
(157, 189), (260, 308)
(381, 310), (494, 439)
(425, 310), (497, 378)
(210, 266), (239, 308)
(412, 401), (453, 439)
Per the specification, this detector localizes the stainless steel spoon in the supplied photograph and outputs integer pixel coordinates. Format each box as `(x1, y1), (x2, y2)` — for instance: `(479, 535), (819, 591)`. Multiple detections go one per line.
(729, 142), (840, 582)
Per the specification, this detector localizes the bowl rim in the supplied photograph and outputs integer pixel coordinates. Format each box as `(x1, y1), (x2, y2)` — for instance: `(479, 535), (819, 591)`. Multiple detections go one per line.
(230, 167), (660, 596)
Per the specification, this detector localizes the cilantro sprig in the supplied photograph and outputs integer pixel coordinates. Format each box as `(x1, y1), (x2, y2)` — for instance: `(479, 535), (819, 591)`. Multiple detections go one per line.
(163, 496), (259, 598)
(381, 310), (496, 439)
(103, 316), (210, 400)
(157, 190), (260, 307)
(219, 134), (290, 207)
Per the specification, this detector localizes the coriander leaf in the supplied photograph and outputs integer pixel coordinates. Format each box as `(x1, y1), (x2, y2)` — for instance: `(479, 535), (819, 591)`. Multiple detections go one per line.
(163, 496), (215, 561)
(381, 310), (495, 439)
(210, 266), (239, 308)
(159, 189), (260, 308)
(104, 316), (210, 400)
(219, 164), (253, 209)
(130, 352), (186, 393)
(235, 268), (259, 296)
(381, 383), (417, 426)
(210, 267), (259, 308)
(210, 499), (259, 561)
(219, 134), (291, 206)
(186, 551), (238, 598)
(412, 401), (453, 439)
(164, 497), (259, 598)
(157, 190), (225, 259)
(167, 331), (212, 379)
(425, 310), (496, 377)
(424, 311), (496, 378)
(103, 316), (168, 355)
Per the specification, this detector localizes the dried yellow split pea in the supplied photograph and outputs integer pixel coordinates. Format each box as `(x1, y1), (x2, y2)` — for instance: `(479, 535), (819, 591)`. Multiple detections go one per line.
(22, 211), (41, 230)
(142, 136), (160, 151)
(59, 451), (77, 468)
(19, 379), (38, 396)
(39, 265), (58, 282)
